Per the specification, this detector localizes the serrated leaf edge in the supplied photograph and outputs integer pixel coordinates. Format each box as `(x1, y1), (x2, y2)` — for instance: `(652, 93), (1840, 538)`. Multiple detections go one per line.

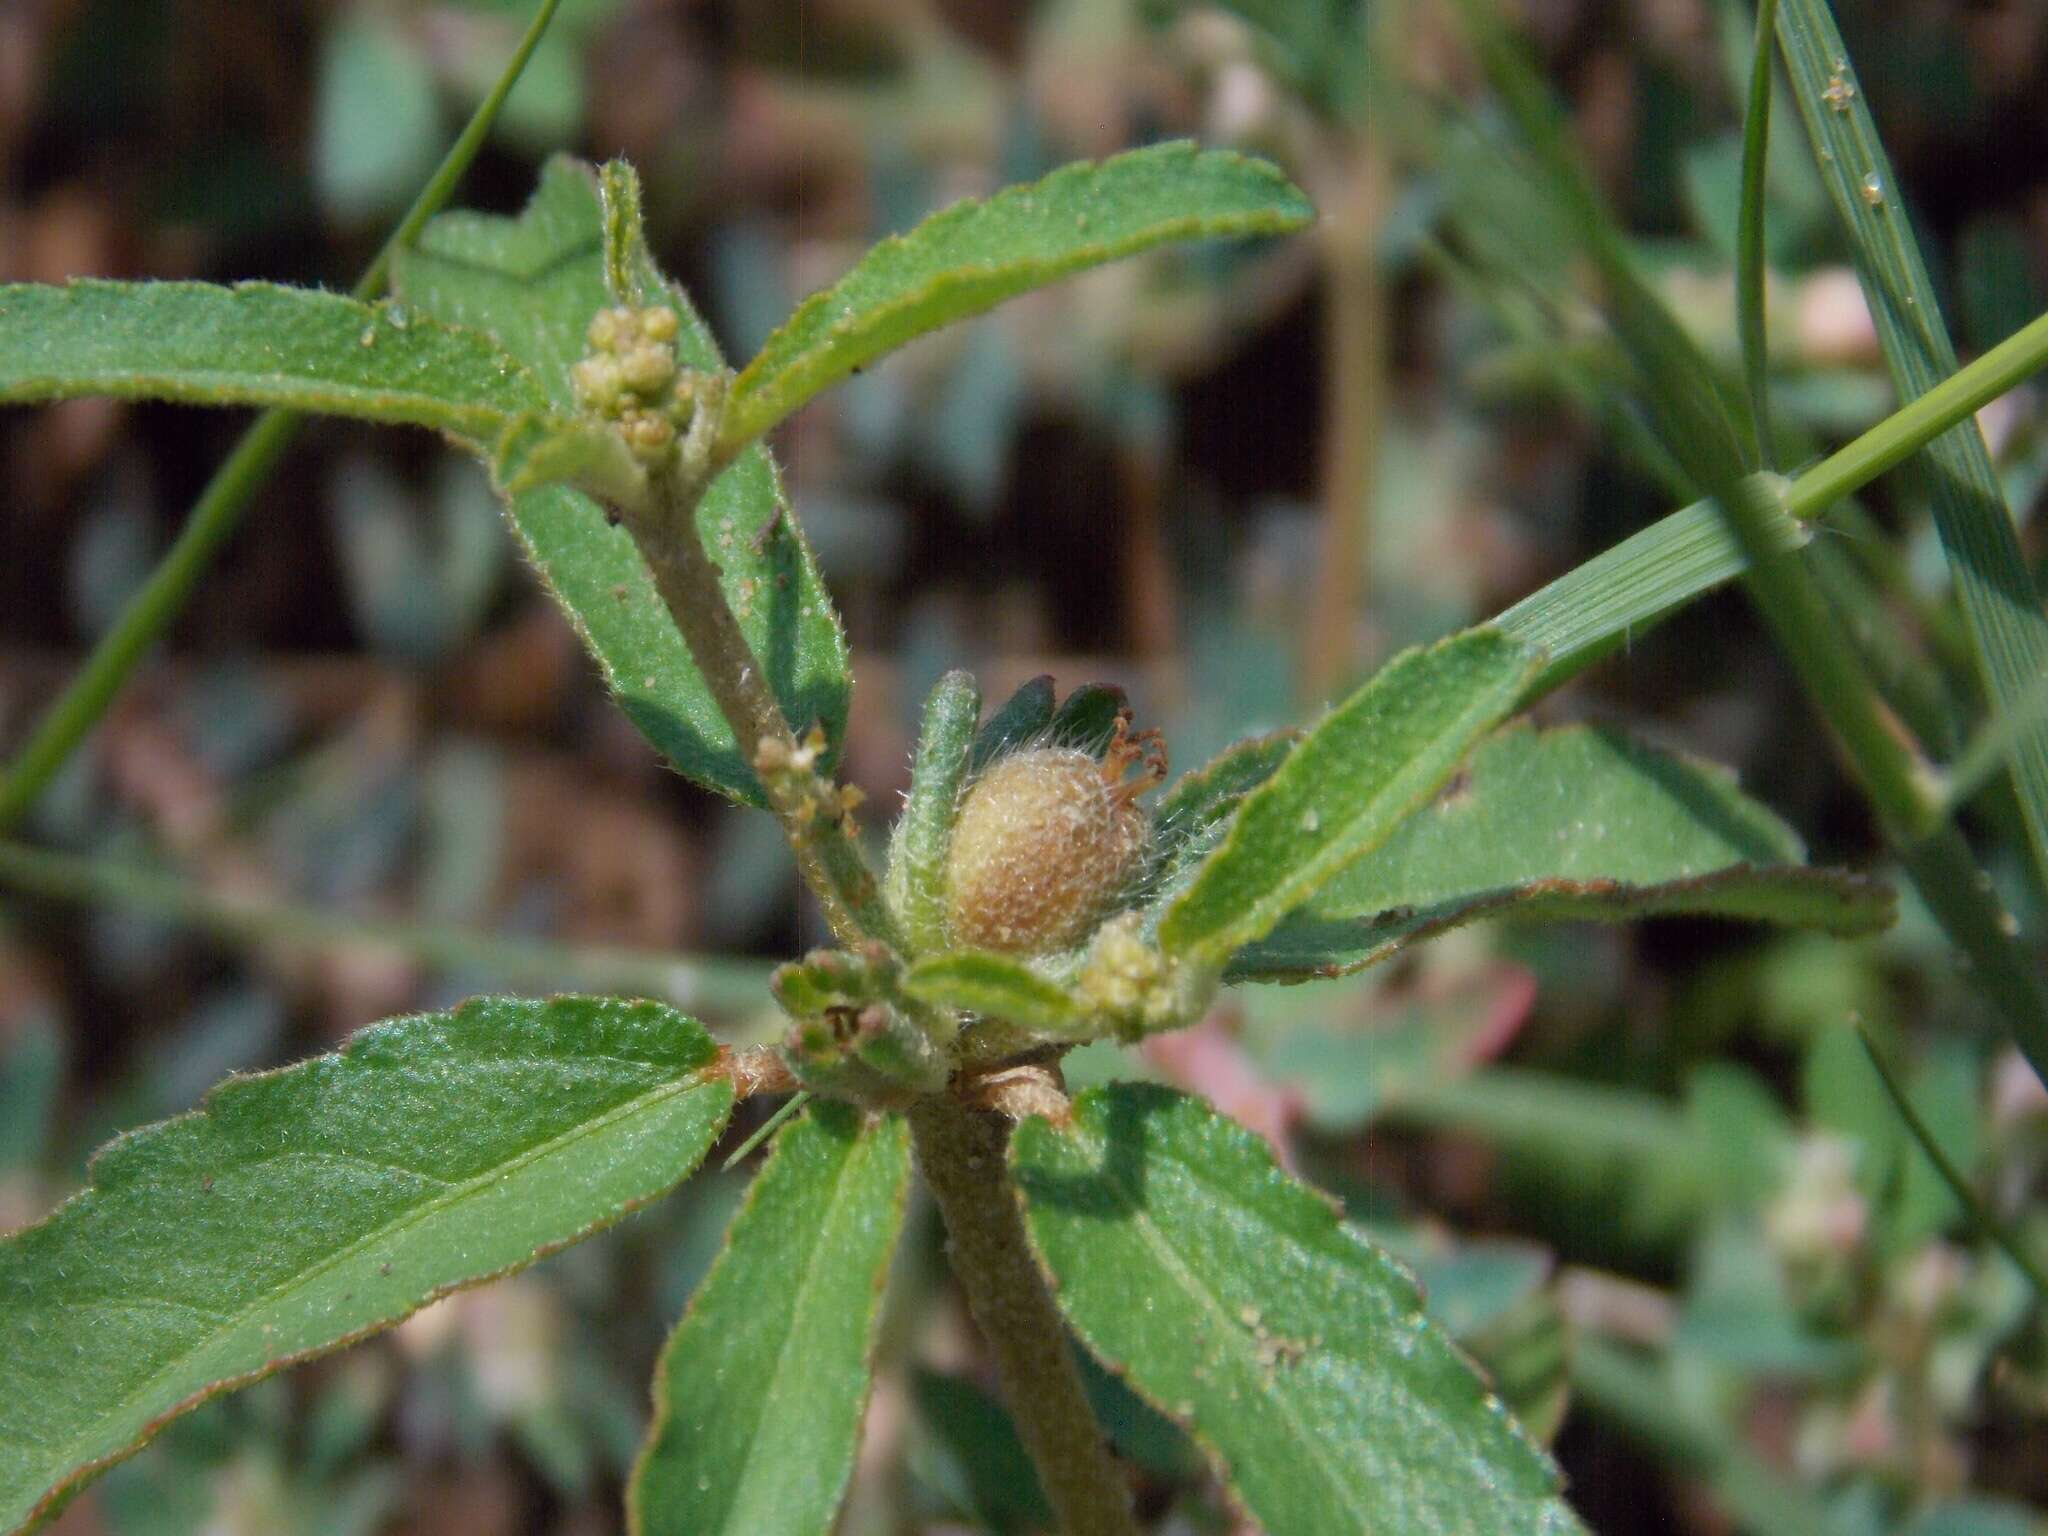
(6, 998), (734, 1536)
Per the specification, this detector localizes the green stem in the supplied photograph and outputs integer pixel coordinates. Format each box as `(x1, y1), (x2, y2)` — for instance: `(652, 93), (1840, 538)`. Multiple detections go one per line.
(907, 1096), (1141, 1536)
(0, 0), (565, 834)
(1856, 1028), (2048, 1299)
(1736, 0), (1780, 470)
(1569, 1337), (1833, 1536)
(621, 439), (1128, 1536)
(0, 839), (769, 1015)
(1784, 303), (2048, 524)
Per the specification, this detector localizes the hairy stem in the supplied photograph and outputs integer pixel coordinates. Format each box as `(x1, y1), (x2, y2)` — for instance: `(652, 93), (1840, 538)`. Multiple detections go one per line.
(618, 466), (898, 951)
(0, 0), (564, 834)
(908, 1094), (1140, 1536)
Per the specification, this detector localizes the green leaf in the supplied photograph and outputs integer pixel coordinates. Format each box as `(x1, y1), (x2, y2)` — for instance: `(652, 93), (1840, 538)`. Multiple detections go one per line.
(1160, 628), (1541, 963)
(392, 157), (850, 804)
(1776, 0), (2048, 894)
(1232, 724), (1894, 979)
(629, 1103), (910, 1536)
(718, 142), (1314, 453)
(1011, 1084), (1586, 1536)
(0, 282), (542, 445)
(902, 951), (1082, 1033)
(1151, 731), (1297, 877)
(0, 995), (734, 1533)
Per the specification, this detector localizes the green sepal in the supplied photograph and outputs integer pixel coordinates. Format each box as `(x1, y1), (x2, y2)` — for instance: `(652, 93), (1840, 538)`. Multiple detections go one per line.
(969, 674), (1056, 772)
(1145, 730), (1300, 917)
(1048, 683), (1130, 756)
(887, 670), (983, 955)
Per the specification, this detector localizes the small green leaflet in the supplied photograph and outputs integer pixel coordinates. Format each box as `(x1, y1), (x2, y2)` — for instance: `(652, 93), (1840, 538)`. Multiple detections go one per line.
(1161, 628), (1541, 962)
(393, 157), (850, 804)
(1232, 723), (1894, 979)
(629, 1104), (909, 1536)
(718, 142), (1314, 453)
(0, 281), (541, 446)
(902, 951), (1083, 1033)
(0, 996), (734, 1535)
(1012, 1084), (1587, 1536)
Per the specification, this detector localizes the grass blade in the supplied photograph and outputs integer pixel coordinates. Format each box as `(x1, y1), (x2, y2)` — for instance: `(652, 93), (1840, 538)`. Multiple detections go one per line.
(1736, 0), (1781, 467)
(1776, 0), (2048, 895)
(1856, 1029), (2048, 1299)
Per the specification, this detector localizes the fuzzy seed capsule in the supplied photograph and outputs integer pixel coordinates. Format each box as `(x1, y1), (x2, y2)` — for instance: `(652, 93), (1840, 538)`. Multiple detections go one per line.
(943, 718), (1163, 955)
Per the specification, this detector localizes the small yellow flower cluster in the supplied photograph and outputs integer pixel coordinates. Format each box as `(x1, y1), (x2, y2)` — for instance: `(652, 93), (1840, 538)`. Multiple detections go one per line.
(754, 725), (866, 831)
(569, 304), (692, 464)
(1072, 913), (1208, 1040)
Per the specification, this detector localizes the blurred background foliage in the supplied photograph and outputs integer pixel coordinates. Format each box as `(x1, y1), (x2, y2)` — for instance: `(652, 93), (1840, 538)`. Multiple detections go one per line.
(0, 0), (2045, 1531)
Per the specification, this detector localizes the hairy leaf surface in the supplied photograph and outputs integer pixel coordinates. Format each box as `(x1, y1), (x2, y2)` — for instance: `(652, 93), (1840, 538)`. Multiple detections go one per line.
(0, 281), (540, 443)
(0, 996), (734, 1534)
(1233, 724), (1894, 978)
(719, 142), (1313, 451)
(1160, 629), (1540, 962)
(393, 157), (849, 803)
(630, 1104), (909, 1536)
(1012, 1084), (1586, 1536)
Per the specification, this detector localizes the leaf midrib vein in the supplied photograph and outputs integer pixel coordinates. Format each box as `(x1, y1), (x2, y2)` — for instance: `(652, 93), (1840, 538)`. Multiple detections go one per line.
(1068, 1126), (1369, 1523)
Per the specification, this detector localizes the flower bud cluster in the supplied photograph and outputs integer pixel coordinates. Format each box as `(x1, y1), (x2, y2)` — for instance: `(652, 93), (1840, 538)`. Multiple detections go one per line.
(569, 304), (694, 465)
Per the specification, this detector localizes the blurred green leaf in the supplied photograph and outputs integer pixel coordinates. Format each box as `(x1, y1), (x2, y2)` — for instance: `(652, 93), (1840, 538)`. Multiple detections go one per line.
(1012, 1084), (1585, 1536)
(313, 13), (441, 221)
(0, 1015), (62, 1170)
(629, 1104), (909, 1536)
(1958, 216), (2044, 355)
(393, 157), (851, 804)
(908, 1368), (1054, 1535)
(1232, 725), (1893, 980)
(328, 456), (506, 662)
(0, 283), (541, 444)
(718, 142), (1314, 453)
(1161, 629), (1541, 964)
(0, 996), (734, 1533)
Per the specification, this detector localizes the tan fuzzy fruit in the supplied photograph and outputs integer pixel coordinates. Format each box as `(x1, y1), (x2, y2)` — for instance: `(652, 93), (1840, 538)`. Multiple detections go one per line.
(944, 717), (1164, 955)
